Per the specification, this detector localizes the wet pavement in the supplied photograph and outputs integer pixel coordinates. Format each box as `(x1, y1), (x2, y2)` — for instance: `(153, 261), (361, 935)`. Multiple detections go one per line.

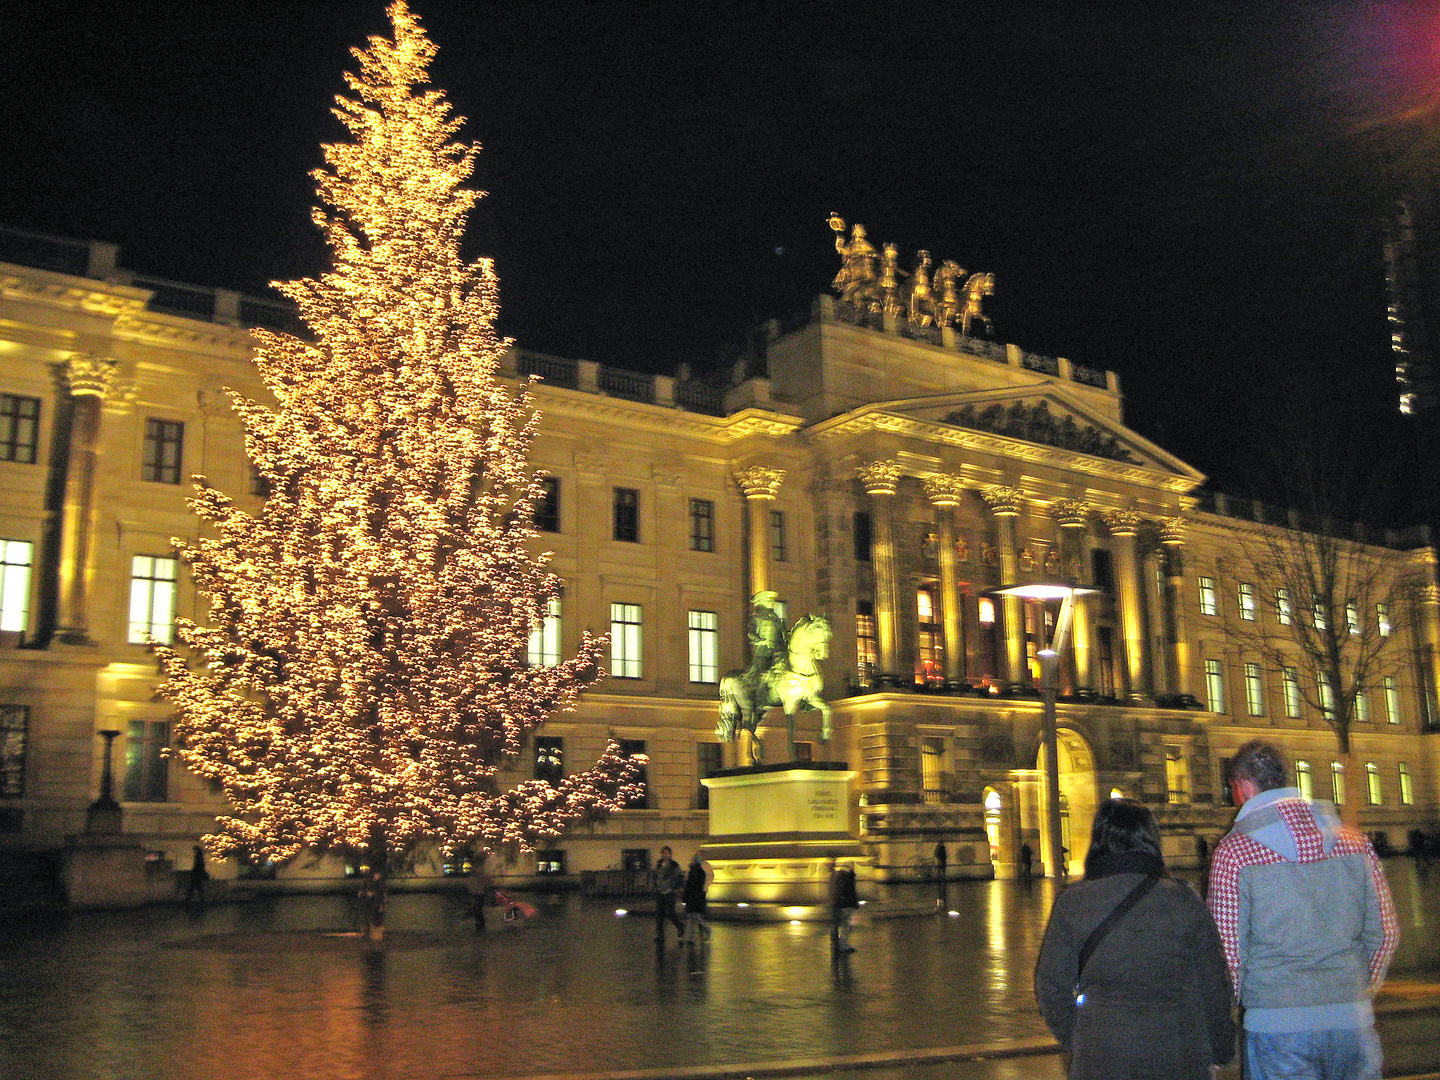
(0, 862), (1437, 1080)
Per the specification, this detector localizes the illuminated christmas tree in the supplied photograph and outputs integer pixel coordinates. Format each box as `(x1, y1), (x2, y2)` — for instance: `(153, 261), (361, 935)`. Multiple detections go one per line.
(155, 1), (642, 938)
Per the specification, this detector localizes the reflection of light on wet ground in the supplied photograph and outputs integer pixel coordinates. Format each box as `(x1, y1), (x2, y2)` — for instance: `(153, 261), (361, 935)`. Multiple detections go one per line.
(0, 862), (1433, 1080)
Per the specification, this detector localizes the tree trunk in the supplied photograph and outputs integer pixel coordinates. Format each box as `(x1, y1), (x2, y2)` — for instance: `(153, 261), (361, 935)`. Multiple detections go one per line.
(359, 836), (388, 942)
(1335, 723), (1360, 830)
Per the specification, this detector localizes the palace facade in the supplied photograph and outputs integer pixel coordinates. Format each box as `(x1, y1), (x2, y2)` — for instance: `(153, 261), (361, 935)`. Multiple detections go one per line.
(0, 225), (1437, 890)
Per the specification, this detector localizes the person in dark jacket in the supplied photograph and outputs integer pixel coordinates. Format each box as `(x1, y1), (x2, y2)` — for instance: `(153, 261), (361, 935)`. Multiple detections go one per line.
(682, 851), (713, 944)
(828, 858), (860, 953)
(652, 846), (686, 945)
(1035, 798), (1235, 1080)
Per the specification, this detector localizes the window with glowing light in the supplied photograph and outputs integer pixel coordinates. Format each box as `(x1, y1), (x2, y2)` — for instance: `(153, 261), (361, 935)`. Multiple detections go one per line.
(1346, 602), (1360, 635)
(534, 477), (560, 533)
(915, 587), (943, 686)
(123, 720), (169, 802)
(977, 596), (995, 625)
(1165, 747), (1190, 805)
(536, 850), (565, 875)
(618, 739), (647, 808)
(1198, 576), (1218, 616)
(534, 736), (563, 785)
(1295, 759), (1313, 798)
(687, 610), (718, 683)
(612, 488), (639, 543)
(1355, 689), (1370, 723)
(0, 540), (32, 634)
(853, 511), (872, 562)
(855, 601), (878, 685)
(610, 603), (642, 678)
(1378, 603), (1392, 637)
(1318, 676), (1336, 723)
(1244, 662), (1264, 716)
(1276, 588), (1292, 625)
(0, 704), (27, 798)
(1400, 761), (1413, 805)
(688, 498), (714, 552)
(1384, 676), (1401, 724)
(527, 596), (561, 667)
(1283, 666), (1302, 718)
(0, 395), (40, 464)
(128, 555), (177, 644)
(1204, 659), (1225, 713)
(770, 510), (787, 562)
(1331, 761), (1345, 805)
(1366, 761), (1382, 806)
(141, 418), (184, 484)
(1238, 582), (1256, 621)
(1312, 601), (1327, 631)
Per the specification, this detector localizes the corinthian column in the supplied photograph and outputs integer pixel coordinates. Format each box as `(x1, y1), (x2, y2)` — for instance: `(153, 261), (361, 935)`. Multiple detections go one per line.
(1103, 508), (1148, 699)
(1050, 498), (1094, 694)
(1160, 518), (1190, 697)
(1416, 582), (1440, 726)
(858, 460), (904, 679)
(734, 466), (785, 597)
(56, 355), (119, 645)
(924, 474), (967, 685)
(981, 485), (1027, 689)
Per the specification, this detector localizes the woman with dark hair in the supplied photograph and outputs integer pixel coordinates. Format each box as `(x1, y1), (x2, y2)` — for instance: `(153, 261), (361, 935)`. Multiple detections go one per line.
(1035, 798), (1235, 1079)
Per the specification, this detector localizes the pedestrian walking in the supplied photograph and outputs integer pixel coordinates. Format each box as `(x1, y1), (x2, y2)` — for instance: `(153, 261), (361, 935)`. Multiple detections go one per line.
(467, 851), (491, 932)
(1035, 798), (1235, 1080)
(651, 845), (685, 945)
(1209, 740), (1398, 1080)
(933, 841), (948, 904)
(1018, 841), (1034, 892)
(828, 858), (859, 953)
(682, 851), (713, 944)
(183, 845), (208, 907)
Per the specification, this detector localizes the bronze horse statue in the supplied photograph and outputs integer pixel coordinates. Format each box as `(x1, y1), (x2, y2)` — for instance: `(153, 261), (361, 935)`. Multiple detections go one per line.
(717, 614), (831, 765)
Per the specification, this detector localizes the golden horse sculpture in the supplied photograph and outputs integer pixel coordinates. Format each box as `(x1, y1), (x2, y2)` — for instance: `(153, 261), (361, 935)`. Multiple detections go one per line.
(933, 260), (967, 328)
(960, 271), (995, 336)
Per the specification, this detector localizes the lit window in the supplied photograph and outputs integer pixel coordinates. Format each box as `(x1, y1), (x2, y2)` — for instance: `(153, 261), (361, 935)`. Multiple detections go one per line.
(534, 736), (563, 784)
(534, 477), (560, 533)
(0, 540), (32, 633)
(1283, 667), (1302, 718)
(1355, 690), (1369, 723)
(1385, 676), (1401, 724)
(1331, 761), (1345, 806)
(856, 601), (878, 684)
(1295, 759), (1313, 798)
(613, 488), (639, 543)
(1399, 762), (1413, 805)
(1244, 662), (1264, 716)
(1205, 659), (1225, 712)
(769, 510), (787, 562)
(0, 704), (28, 797)
(536, 850), (565, 874)
(688, 498), (714, 552)
(1276, 588), (1292, 625)
(0, 395), (40, 464)
(141, 418), (184, 484)
(1239, 582), (1256, 621)
(527, 596), (561, 667)
(1312, 601), (1327, 631)
(1165, 747), (1190, 805)
(1346, 602), (1360, 635)
(123, 720), (169, 802)
(978, 596), (996, 625)
(609, 603), (642, 678)
(1198, 576), (1218, 616)
(688, 610), (719, 683)
(1318, 676), (1336, 723)
(916, 587), (943, 686)
(1377, 604), (1392, 637)
(128, 555), (178, 644)
(1366, 761), (1382, 806)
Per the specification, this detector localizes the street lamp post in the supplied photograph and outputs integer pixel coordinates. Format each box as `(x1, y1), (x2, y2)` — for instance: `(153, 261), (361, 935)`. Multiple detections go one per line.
(993, 583), (1095, 880)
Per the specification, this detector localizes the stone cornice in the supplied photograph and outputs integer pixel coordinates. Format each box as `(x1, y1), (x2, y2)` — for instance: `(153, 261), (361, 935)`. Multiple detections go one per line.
(808, 406), (1200, 494)
(531, 384), (803, 445)
(0, 268), (149, 319)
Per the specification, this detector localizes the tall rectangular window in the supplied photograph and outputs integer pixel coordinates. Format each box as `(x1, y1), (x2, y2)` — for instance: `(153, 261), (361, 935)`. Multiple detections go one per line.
(612, 487), (639, 543)
(533, 477), (560, 533)
(1399, 761), (1414, 805)
(769, 510), (787, 562)
(1204, 658), (1225, 712)
(696, 741), (723, 809)
(534, 736), (563, 785)
(1377, 603), (1392, 637)
(0, 704), (28, 797)
(853, 511), (872, 562)
(619, 739), (648, 809)
(1276, 587), (1292, 625)
(1198, 576), (1218, 616)
(128, 555), (178, 644)
(1244, 662), (1265, 716)
(1238, 582), (1256, 621)
(1295, 759), (1313, 798)
(1331, 761), (1345, 806)
(1346, 602), (1360, 635)
(141, 418), (184, 484)
(1366, 761), (1382, 806)
(0, 395), (40, 464)
(610, 602), (642, 678)
(921, 737), (949, 804)
(1355, 689), (1370, 723)
(688, 498), (714, 552)
(527, 596), (561, 667)
(1384, 676), (1401, 724)
(1165, 747), (1190, 805)
(688, 609), (718, 683)
(1318, 676), (1336, 723)
(0, 540), (32, 633)
(856, 601), (878, 685)
(1283, 666), (1302, 718)
(1312, 600), (1328, 631)
(916, 588), (943, 686)
(123, 720), (169, 802)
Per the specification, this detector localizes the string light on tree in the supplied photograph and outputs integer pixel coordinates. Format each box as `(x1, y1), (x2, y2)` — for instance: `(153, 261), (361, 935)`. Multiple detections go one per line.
(154, 1), (643, 939)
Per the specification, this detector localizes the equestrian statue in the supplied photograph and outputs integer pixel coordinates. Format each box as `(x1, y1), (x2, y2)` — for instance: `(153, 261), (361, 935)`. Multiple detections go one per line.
(717, 591), (831, 766)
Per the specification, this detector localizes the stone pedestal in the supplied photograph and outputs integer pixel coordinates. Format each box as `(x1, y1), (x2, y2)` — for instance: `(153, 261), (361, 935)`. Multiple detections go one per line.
(63, 835), (150, 909)
(700, 762), (868, 917)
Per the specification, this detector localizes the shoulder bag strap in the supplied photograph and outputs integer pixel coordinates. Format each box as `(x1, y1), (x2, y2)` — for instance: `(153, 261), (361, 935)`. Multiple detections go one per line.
(1077, 874), (1159, 983)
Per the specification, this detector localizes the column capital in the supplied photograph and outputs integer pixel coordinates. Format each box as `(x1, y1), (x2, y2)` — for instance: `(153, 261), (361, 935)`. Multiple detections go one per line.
(733, 465), (785, 500)
(857, 460), (903, 497)
(979, 485), (1025, 517)
(1158, 517), (1187, 547)
(1418, 583), (1440, 607)
(922, 473), (966, 507)
(1101, 508), (1144, 537)
(1048, 498), (1092, 529)
(62, 354), (120, 398)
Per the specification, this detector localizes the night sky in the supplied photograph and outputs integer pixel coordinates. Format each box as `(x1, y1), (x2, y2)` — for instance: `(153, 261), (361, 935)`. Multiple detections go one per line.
(6, 2), (1440, 523)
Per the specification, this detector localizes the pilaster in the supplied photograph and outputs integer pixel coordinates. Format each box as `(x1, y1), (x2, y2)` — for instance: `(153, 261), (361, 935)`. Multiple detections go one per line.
(858, 461), (903, 680)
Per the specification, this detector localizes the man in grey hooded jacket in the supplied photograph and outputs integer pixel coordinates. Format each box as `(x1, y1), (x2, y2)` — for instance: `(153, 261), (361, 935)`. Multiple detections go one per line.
(1209, 740), (1398, 1080)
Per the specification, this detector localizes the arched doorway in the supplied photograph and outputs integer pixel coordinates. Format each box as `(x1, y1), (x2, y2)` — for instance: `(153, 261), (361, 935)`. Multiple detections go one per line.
(1035, 728), (1097, 878)
(983, 787), (1004, 866)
